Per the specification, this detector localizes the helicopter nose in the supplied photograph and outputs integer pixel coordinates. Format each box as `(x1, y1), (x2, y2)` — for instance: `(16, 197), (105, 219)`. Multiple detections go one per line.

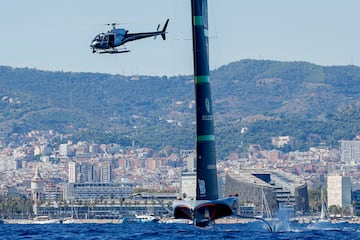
(90, 41), (98, 48)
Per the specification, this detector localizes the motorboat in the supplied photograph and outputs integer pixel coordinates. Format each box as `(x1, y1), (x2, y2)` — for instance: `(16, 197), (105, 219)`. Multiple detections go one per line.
(32, 216), (60, 224)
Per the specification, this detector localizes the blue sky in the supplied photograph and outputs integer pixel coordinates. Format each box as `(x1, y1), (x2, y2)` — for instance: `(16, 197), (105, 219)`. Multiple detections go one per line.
(0, 0), (360, 76)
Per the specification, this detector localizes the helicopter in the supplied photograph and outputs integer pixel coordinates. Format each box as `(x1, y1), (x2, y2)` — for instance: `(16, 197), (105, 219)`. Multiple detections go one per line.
(90, 19), (169, 54)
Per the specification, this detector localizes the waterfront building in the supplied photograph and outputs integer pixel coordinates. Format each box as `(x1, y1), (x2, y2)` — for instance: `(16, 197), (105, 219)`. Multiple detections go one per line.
(43, 182), (62, 202)
(327, 175), (352, 209)
(180, 171), (196, 199)
(225, 169), (309, 215)
(180, 170), (223, 200)
(62, 182), (132, 201)
(38, 191), (175, 219)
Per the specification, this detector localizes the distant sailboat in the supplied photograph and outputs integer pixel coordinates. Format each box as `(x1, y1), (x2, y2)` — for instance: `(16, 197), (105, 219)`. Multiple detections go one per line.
(318, 190), (331, 222)
(319, 202), (330, 222)
(308, 189), (333, 229)
(260, 188), (273, 219)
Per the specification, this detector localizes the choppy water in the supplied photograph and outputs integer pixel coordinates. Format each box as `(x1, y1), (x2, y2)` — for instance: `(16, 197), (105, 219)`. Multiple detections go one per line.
(0, 221), (359, 240)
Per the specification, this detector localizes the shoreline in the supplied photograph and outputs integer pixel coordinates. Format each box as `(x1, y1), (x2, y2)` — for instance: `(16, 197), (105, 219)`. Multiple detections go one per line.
(4, 216), (360, 225)
(4, 219), (120, 224)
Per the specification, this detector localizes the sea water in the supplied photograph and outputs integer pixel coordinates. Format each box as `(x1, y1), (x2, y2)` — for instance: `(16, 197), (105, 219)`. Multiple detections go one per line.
(0, 222), (359, 240)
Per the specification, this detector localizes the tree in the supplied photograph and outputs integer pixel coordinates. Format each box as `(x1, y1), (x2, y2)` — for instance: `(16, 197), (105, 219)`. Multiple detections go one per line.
(308, 188), (321, 214)
(328, 205), (341, 217)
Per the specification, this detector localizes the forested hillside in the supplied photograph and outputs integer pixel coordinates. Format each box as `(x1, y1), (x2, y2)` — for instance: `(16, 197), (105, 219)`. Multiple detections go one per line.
(1, 59), (360, 157)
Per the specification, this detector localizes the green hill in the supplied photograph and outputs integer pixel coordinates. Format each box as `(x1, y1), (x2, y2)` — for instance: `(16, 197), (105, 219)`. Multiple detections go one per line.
(1, 59), (360, 157)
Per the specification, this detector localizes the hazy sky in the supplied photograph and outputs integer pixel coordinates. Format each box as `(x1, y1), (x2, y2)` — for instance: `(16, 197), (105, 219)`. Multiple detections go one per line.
(1, 0), (360, 76)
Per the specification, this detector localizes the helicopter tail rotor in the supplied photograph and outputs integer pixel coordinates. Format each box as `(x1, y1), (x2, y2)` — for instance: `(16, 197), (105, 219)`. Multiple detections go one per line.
(161, 19), (169, 40)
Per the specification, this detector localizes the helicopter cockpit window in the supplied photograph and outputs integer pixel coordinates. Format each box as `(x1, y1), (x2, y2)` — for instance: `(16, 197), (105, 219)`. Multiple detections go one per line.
(93, 34), (105, 42)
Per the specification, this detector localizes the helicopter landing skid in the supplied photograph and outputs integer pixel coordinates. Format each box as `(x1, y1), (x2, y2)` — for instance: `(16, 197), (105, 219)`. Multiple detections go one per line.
(98, 48), (130, 54)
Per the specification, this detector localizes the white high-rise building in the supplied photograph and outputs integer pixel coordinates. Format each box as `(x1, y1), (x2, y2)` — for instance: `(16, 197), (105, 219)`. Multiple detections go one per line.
(340, 140), (360, 164)
(180, 171), (196, 199)
(180, 171), (223, 200)
(327, 175), (352, 209)
(69, 161), (95, 184)
(68, 161), (78, 183)
(59, 144), (70, 157)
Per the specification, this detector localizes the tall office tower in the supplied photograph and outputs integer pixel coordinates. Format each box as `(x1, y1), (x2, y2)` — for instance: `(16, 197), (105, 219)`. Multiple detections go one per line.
(80, 163), (94, 183)
(327, 175), (352, 209)
(99, 162), (111, 183)
(68, 161), (78, 183)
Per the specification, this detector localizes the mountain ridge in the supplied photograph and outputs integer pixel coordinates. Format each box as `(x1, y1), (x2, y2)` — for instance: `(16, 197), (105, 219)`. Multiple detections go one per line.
(1, 59), (360, 156)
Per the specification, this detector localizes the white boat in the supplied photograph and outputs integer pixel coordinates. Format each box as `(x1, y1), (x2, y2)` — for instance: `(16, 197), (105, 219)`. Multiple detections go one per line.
(32, 216), (60, 224)
(119, 214), (160, 224)
(62, 205), (78, 224)
(316, 189), (331, 223)
(308, 190), (334, 229)
(62, 217), (77, 224)
(135, 214), (160, 223)
(160, 218), (193, 224)
(320, 198), (331, 221)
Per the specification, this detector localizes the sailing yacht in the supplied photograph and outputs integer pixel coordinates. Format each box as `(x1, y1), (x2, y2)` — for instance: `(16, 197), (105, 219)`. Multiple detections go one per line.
(172, 0), (238, 228)
(308, 190), (333, 229)
(318, 198), (330, 223)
